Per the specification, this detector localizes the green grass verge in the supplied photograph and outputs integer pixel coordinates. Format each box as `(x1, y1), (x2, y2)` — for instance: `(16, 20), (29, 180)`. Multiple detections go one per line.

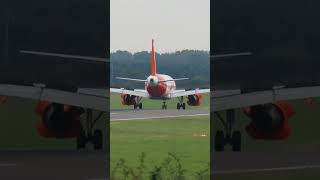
(110, 93), (210, 110)
(111, 115), (210, 179)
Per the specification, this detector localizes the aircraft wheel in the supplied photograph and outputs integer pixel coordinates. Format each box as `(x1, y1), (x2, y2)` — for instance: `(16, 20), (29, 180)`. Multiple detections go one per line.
(177, 103), (181, 110)
(93, 129), (103, 150)
(231, 131), (241, 152)
(215, 131), (225, 152)
(182, 103), (186, 110)
(77, 129), (86, 150)
(134, 104), (137, 109)
(139, 103), (143, 109)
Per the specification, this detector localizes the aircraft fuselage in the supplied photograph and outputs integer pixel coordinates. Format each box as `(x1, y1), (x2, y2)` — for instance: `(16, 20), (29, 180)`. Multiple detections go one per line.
(145, 74), (176, 99)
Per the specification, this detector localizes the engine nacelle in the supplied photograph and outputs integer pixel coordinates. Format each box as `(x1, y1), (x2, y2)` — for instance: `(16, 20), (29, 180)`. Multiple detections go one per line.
(187, 94), (202, 106)
(120, 94), (136, 105)
(244, 101), (294, 140)
(34, 101), (82, 138)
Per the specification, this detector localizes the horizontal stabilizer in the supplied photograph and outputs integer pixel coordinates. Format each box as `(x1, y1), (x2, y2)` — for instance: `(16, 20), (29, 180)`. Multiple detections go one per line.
(159, 78), (189, 83)
(211, 52), (252, 59)
(116, 77), (146, 82)
(20, 50), (108, 62)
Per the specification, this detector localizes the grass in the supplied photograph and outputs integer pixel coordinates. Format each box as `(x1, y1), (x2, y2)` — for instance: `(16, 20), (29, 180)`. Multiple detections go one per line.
(110, 93), (210, 110)
(111, 115), (210, 179)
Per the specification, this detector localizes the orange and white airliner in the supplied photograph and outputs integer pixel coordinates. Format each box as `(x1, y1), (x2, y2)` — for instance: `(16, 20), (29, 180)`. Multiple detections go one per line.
(110, 39), (210, 110)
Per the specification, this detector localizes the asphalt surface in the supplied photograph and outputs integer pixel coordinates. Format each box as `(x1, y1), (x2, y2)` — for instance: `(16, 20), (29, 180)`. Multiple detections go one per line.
(111, 109), (209, 121)
(212, 152), (320, 175)
(0, 150), (108, 180)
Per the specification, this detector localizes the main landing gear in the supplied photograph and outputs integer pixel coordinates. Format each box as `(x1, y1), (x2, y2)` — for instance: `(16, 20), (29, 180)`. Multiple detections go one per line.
(162, 101), (167, 110)
(77, 109), (104, 150)
(214, 109), (241, 152)
(177, 96), (186, 110)
(134, 97), (143, 110)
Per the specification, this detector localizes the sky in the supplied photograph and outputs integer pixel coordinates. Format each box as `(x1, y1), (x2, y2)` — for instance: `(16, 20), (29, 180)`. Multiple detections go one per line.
(111, 0), (210, 53)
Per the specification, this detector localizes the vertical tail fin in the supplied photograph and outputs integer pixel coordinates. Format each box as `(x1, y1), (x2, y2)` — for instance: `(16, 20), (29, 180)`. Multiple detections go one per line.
(151, 39), (157, 76)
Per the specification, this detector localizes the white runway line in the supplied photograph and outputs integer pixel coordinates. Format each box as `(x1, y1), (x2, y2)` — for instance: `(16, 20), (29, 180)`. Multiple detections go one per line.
(212, 164), (320, 174)
(111, 113), (209, 121)
(110, 113), (118, 115)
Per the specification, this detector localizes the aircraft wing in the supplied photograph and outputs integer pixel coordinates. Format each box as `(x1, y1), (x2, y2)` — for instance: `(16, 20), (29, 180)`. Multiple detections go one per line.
(0, 84), (108, 111)
(170, 89), (210, 98)
(110, 88), (149, 98)
(211, 86), (320, 112)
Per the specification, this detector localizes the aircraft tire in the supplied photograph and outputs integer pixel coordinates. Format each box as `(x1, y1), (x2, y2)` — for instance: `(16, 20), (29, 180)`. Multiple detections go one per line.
(182, 103), (186, 110)
(231, 131), (241, 152)
(93, 129), (103, 150)
(177, 103), (181, 110)
(77, 129), (86, 150)
(215, 131), (225, 151)
(139, 103), (143, 109)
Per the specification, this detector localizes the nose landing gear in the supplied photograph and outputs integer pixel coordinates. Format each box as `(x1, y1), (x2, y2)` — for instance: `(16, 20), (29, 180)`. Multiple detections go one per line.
(162, 101), (167, 110)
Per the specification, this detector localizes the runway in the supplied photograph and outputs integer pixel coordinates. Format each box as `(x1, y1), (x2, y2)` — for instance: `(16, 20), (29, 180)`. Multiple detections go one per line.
(0, 150), (108, 179)
(111, 109), (209, 121)
(212, 152), (320, 175)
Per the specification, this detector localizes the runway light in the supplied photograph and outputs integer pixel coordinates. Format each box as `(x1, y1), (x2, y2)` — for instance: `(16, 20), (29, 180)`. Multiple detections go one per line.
(192, 133), (208, 137)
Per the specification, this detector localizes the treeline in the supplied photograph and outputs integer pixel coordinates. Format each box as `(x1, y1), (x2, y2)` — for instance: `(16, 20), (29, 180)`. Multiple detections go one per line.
(111, 50), (209, 89)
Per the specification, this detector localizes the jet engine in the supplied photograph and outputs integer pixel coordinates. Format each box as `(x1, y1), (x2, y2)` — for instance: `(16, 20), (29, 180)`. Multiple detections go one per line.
(187, 94), (202, 106)
(120, 94), (136, 105)
(244, 101), (294, 139)
(34, 101), (82, 138)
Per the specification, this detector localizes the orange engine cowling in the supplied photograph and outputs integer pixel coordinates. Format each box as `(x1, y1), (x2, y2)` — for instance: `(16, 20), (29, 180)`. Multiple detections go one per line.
(120, 94), (136, 105)
(244, 101), (294, 140)
(34, 101), (82, 139)
(187, 94), (202, 106)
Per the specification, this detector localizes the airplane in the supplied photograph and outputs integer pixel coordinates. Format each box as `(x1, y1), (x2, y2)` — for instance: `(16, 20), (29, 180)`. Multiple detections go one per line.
(0, 1), (109, 150)
(111, 40), (210, 110)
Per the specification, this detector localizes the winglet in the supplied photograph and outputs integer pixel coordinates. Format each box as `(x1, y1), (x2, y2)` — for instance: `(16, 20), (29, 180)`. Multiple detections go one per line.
(151, 39), (157, 76)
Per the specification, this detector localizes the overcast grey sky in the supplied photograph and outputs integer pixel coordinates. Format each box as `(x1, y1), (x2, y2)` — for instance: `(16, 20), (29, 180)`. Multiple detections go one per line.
(111, 0), (210, 53)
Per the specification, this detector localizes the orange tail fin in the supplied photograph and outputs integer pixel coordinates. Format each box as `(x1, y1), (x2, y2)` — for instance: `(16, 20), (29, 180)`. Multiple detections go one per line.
(151, 39), (157, 76)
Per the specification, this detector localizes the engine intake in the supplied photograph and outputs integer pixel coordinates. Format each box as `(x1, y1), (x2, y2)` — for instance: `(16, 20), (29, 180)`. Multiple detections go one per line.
(187, 94), (202, 106)
(244, 101), (294, 140)
(35, 102), (82, 138)
(120, 94), (137, 105)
